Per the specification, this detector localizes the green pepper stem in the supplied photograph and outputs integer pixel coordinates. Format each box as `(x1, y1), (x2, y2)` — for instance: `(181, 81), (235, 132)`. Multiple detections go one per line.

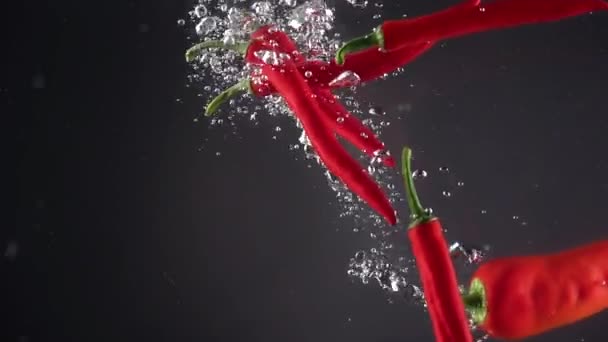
(335, 27), (384, 65)
(461, 278), (488, 325)
(401, 147), (434, 228)
(185, 40), (250, 62)
(204, 79), (251, 116)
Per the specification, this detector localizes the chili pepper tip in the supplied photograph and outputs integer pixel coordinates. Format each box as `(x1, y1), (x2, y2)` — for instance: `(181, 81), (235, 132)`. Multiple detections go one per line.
(401, 147), (435, 228)
(462, 278), (488, 325)
(335, 29), (384, 65)
(204, 79), (251, 116)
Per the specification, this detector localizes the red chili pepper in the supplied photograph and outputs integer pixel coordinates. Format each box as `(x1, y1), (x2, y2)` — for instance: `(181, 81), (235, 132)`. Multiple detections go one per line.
(186, 29), (436, 114)
(462, 239), (608, 340)
(336, 0), (607, 64)
(401, 147), (472, 342)
(262, 59), (397, 225)
(315, 89), (395, 167)
(250, 25), (304, 63)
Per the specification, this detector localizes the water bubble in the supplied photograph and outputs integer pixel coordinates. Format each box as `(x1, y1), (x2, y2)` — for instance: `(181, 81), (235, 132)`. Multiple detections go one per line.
(195, 17), (217, 35)
(442, 190), (451, 197)
(346, 0), (368, 8)
(222, 29), (237, 46)
(252, 1), (273, 16)
(412, 169), (428, 180)
(328, 71), (361, 88)
(227, 7), (245, 25)
(304, 70), (313, 78)
(368, 106), (384, 116)
(481, 209), (487, 214)
(255, 50), (282, 65)
(512, 215), (520, 220)
(439, 166), (449, 173)
(177, 19), (186, 26)
(194, 4), (207, 18)
(336, 116), (345, 124)
(457, 181), (465, 187)
(280, 0), (297, 6)
(449, 242), (488, 265)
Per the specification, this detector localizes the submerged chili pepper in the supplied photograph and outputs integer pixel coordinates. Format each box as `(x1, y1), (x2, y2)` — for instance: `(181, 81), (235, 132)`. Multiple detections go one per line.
(262, 59), (397, 225)
(185, 28), (436, 114)
(315, 89), (395, 167)
(336, 0), (608, 64)
(462, 239), (608, 340)
(401, 147), (473, 342)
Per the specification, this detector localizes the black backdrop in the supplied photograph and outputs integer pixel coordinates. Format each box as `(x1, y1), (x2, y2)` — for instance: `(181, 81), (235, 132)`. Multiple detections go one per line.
(7, 0), (608, 341)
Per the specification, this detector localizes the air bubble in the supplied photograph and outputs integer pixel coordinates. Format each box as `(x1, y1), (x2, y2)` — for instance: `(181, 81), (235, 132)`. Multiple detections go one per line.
(195, 17), (217, 35)
(412, 170), (428, 180)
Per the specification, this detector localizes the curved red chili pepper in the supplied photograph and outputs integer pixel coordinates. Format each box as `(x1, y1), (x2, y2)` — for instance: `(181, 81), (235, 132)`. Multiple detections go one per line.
(336, 0), (607, 63)
(250, 25), (304, 63)
(262, 60), (397, 225)
(315, 89), (395, 167)
(401, 147), (473, 342)
(463, 239), (608, 340)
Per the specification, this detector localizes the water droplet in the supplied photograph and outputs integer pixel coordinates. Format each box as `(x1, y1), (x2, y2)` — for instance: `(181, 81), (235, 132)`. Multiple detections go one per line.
(336, 116), (345, 124)
(252, 1), (273, 16)
(176, 19), (185, 26)
(439, 166), (449, 173)
(280, 0), (297, 6)
(227, 7), (243, 23)
(512, 215), (520, 220)
(222, 29), (237, 46)
(457, 181), (465, 187)
(442, 191), (451, 197)
(346, 0), (368, 8)
(481, 209), (487, 214)
(412, 170), (427, 180)
(328, 71), (361, 87)
(304, 70), (313, 78)
(194, 4), (207, 18)
(254, 50), (282, 65)
(195, 17), (217, 35)
(368, 106), (385, 116)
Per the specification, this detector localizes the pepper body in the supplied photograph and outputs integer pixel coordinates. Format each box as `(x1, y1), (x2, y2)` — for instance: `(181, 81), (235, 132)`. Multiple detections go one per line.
(315, 89), (395, 167)
(408, 219), (473, 342)
(338, 41), (434, 82)
(251, 25), (304, 63)
(471, 240), (608, 340)
(381, 0), (608, 51)
(401, 147), (473, 342)
(263, 62), (397, 225)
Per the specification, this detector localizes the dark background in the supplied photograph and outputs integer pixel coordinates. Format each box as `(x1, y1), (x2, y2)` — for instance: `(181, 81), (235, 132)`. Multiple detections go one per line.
(6, 0), (608, 341)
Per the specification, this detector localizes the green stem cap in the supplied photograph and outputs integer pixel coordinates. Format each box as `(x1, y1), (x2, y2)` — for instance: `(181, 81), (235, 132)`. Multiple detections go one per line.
(185, 40), (250, 62)
(335, 27), (384, 65)
(401, 147), (435, 229)
(204, 79), (251, 116)
(462, 278), (488, 325)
